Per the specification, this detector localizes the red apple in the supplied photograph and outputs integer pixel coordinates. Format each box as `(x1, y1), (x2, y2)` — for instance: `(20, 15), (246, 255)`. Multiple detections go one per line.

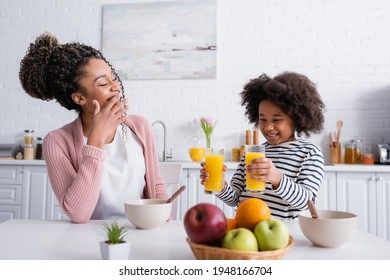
(183, 203), (227, 245)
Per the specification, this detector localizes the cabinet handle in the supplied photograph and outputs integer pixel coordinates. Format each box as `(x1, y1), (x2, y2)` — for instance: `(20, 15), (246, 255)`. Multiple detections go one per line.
(376, 176), (383, 182)
(370, 176), (376, 181)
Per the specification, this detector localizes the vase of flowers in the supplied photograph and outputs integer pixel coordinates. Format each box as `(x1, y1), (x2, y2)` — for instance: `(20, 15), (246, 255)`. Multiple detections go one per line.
(199, 116), (217, 149)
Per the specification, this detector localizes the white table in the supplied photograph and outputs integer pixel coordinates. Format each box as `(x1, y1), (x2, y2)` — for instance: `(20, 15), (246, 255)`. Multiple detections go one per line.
(0, 219), (389, 260)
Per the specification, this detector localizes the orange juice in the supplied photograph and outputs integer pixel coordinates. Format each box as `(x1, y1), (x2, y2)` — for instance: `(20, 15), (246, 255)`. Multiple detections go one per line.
(189, 148), (206, 162)
(205, 153), (224, 193)
(245, 151), (266, 192)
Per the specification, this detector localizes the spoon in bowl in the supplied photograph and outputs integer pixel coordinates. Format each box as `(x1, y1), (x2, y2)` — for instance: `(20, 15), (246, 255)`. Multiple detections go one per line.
(166, 185), (186, 204)
(307, 200), (320, 219)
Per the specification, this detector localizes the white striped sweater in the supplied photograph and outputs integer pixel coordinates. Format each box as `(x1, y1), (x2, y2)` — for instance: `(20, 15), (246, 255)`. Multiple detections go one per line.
(217, 139), (324, 220)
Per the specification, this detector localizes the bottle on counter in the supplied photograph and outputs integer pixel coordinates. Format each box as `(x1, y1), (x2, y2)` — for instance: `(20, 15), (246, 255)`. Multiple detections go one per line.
(24, 144), (35, 160)
(245, 130), (253, 146)
(361, 145), (374, 165)
(24, 129), (34, 145)
(253, 130), (259, 145)
(231, 147), (241, 162)
(23, 129), (35, 160)
(344, 142), (359, 164)
(35, 137), (43, 160)
(353, 139), (364, 163)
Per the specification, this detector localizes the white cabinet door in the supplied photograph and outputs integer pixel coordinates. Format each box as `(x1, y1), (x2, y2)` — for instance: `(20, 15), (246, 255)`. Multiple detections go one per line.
(22, 165), (68, 220)
(0, 165), (23, 222)
(316, 171), (337, 211)
(22, 166), (51, 219)
(336, 172), (377, 235)
(376, 173), (390, 242)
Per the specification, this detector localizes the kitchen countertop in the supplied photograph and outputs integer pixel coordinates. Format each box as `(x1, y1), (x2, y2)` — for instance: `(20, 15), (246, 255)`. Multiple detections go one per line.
(2, 159), (390, 172)
(0, 219), (389, 260)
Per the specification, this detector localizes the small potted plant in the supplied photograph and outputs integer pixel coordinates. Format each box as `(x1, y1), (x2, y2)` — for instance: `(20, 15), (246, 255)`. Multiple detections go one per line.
(99, 218), (131, 260)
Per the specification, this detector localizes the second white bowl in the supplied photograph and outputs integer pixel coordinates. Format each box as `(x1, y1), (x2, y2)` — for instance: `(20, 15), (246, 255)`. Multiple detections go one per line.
(298, 209), (357, 248)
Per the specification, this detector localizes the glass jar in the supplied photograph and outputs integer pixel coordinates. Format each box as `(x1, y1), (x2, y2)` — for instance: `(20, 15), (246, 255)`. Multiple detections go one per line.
(35, 137), (43, 160)
(361, 153), (374, 165)
(344, 142), (359, 164)
(24, 129), (34, 145)
(24, 144), (35, 160)
(353, 139), (364, 163)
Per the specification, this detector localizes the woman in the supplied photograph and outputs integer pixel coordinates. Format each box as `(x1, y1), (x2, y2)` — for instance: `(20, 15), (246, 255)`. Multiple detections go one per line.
(19, 32), (167, 223)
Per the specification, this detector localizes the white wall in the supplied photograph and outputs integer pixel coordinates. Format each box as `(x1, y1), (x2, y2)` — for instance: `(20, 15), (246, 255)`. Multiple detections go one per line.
(1, 0), (390, 162)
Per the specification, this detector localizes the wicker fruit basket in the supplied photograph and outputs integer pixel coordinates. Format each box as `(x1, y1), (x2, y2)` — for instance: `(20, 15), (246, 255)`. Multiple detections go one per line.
(187, 236), (294, 260)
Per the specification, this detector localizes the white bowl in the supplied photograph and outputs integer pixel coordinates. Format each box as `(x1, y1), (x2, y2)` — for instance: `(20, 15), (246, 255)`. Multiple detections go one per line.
(298, 210), (358, 248)
(124, 199), (171, 229)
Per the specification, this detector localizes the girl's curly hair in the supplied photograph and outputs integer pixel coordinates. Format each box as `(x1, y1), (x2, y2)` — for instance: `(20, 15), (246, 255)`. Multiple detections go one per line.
(19, 32), (124, 112)
(240, 72), (325, 138)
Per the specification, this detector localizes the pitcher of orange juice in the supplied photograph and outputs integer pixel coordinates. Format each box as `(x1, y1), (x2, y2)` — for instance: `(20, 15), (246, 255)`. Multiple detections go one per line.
(245, 144), (266, 192)
(189, 147), (206, 162)
(204, 148), (224, 194)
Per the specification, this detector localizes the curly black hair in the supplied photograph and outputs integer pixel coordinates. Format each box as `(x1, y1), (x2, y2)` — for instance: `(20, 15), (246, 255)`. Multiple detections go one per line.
(19, 32), (124, 112)
(240, 72), (325, 138)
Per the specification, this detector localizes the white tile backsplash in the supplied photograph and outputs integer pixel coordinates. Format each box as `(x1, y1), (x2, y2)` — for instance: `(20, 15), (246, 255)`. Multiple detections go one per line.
(1, 0), (390, 163)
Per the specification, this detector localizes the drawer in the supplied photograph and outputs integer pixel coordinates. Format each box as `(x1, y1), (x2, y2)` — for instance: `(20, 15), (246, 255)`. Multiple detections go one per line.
(0, 184), (22, 204)
(0, 166), (23, 184)
(0, 205), (22, 222)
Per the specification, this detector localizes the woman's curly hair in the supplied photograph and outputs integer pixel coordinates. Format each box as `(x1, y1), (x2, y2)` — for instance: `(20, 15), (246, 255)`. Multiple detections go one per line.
(19, 32), (124, 112)
(240, 72), (325, 138)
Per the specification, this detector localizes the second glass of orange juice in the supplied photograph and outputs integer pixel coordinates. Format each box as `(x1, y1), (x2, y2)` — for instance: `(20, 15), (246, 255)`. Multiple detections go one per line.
(245, 144), (266, 192)
(204, 148), (224, 194)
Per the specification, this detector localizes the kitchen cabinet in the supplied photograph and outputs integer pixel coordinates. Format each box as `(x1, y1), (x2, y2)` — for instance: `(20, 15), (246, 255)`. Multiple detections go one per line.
(0, 165), (23, 222)
(336, 171), (390, 242)
(0, 163), (67, 223)
(316, 171), (337, 211)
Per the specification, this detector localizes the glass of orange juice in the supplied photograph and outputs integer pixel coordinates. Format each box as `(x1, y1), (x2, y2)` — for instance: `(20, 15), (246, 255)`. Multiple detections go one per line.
(245, 144), (266, 192)
(204, 148), (224, 194)
(189, 147), (206, 162)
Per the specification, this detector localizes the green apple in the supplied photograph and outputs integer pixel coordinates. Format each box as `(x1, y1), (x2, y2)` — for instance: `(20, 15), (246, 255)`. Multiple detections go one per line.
(254, 218), (289, 251)
(222, 228), (258, 252)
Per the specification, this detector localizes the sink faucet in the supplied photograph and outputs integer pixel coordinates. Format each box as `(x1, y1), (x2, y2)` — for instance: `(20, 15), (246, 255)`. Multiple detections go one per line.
(152, 120), (173, 162)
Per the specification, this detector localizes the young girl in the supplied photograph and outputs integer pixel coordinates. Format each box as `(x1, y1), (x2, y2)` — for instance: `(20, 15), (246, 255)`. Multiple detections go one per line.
(200, 72), (325, 220)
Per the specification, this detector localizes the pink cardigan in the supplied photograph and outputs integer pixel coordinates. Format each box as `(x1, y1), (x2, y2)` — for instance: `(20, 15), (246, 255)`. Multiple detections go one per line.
(43, 114), (167, 223)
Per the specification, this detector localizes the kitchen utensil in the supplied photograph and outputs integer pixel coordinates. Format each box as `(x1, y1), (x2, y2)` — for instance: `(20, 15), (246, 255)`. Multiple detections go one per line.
(336, 120), (343, 144)
(307, 200), (319, 219)
(166, 185), (186, 204)
(298, 210), (357, 248)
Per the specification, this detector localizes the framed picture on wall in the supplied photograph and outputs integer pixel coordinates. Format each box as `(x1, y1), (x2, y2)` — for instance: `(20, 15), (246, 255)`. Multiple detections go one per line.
(102, 0), (217, 80)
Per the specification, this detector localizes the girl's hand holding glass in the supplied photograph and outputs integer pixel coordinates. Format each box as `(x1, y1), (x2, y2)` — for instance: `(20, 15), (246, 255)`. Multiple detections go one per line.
(246, 157), (283, 190)
(199, 161), (227, 187)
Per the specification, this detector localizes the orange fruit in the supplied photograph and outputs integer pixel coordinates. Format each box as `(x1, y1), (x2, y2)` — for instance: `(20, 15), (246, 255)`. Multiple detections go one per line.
(226, 218), (237, 232)
(235, 198), (271, 231)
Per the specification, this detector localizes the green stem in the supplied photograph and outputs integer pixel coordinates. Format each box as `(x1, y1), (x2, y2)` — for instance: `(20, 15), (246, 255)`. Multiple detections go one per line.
(206, 134), (211, 149)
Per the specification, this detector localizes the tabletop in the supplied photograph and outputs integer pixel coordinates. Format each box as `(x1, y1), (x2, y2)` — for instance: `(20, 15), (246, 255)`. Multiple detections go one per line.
(0, 219), (389, 260)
